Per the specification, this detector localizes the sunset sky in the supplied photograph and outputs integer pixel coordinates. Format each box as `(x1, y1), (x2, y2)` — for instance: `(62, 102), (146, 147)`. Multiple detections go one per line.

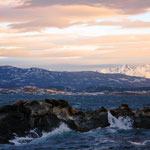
(0, 0), (150, 70)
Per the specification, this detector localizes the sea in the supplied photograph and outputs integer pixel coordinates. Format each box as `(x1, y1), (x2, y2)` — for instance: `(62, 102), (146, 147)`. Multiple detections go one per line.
(0, 94), (150, 150)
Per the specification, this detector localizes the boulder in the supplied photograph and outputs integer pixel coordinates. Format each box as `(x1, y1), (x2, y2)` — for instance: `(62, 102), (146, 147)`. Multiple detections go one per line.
(133, 107), (150, 129)
(110, 104), (134, 118)
(77, 106), (109, 132)
(0, 98), (150, 144)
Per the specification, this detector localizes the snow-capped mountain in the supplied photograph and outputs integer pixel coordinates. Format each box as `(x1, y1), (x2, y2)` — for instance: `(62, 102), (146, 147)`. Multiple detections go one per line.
(99, 64), (150, 78)
(0, 66), (150, 91)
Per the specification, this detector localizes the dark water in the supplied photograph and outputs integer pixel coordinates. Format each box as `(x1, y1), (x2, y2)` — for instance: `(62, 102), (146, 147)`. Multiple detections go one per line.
(0, 94), (150, 150)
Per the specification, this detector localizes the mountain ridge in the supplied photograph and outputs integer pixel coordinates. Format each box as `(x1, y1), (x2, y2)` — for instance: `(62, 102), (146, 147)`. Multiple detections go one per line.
(0, 65), (150, 91)
(99, 64), (150, 78)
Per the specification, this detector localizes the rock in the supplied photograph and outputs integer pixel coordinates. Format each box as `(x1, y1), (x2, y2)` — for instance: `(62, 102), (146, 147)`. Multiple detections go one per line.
(24, 100), (52, 117)
(45, 99), (74, 120)
(70, 108), (79, 115)
(110, 104), (134, 118)
(13, 100), (24, 108)
(0, 137), (10, 144)
(133, 107), (150, 129)
(53, 107), (70, 120)
(0, 98), (150, 144)
(45, 99), (69, 108)
(33, 114), (61, 132)
(64, 120), (79, 131)
(0, 120), (13, 142)
(78, 107), (109, 131)
(0, 105), (16, 113)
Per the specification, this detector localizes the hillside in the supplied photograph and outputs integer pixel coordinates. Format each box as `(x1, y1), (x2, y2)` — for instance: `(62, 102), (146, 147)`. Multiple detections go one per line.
(0, 66), (150, 91)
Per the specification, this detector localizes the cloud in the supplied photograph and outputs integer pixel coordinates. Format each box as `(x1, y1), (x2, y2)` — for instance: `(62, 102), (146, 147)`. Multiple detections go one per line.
(0, 48), (30, 57)
(0, 1), (150, 67)
(0, 33), (150, 62)
(1, 1), (149, 32)
(0, 5), (120, 32)
(20, 0), (150, 14)
(0, 47), (96, 58)
(93, 19), (150, 29)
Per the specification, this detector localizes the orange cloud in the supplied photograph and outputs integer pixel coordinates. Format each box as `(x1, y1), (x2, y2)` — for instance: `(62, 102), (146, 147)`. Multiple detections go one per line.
(91, 19), (150, 29)
(5, 5), (120, 31)
(20, 0), (150, 14)
(1, 1), (149, 32)
(0, 1), (150, 66)
(0, 34), (150, 61)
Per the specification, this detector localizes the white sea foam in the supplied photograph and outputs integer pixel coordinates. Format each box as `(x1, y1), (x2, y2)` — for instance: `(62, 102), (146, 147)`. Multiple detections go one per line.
(129, 140), (150, 146)
(9, 123), (71, 145)
(41, 123), (71, 138)
(108, 111), (133, 130)
(9, 136), (33, 145)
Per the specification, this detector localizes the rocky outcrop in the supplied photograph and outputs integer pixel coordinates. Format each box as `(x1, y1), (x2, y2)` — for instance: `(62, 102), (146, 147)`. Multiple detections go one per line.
(0, 99), (150, 144)
(110, 104), (135, 117)
(133, 107), (150, 129)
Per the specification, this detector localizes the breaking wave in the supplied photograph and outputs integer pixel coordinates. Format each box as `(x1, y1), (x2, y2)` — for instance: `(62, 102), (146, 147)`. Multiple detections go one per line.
(108, 111), (133, 130)
(9, 123), (71, 145)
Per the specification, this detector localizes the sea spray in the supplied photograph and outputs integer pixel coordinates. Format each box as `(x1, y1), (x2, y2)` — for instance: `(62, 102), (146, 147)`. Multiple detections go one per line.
(108, 111), (133, 130)
(42, 123), (71, 137)
(9, 123), (71, 145)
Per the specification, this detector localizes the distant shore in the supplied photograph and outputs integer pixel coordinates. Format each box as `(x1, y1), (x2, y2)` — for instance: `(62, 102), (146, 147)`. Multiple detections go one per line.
(0, 86), (150, 96)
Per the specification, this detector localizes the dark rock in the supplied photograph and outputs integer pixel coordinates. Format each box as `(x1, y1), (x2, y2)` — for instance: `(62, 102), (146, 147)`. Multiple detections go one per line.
(0, 120), (13, 140)
(64, 120), (79, 131)
(33, 114), (60, 132)
(45, 99), (65, 107)
(13, 100), (24, 108)
(2, 111), (30, 137)
(0, 105), (16, 113)
(133, 107), (150, 129)
(110, 104), (134, 118)
(133, 116), (150, 129)
(0, 99), (150, 144)
(58, 99), (69, 108)
(0, 137), (10, 144)
(79, 108), (109, 131)
(53, 107), (71, 120)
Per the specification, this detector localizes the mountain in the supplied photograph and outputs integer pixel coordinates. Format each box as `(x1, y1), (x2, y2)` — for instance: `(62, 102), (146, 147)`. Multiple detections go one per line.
(99, 64), (150, 78)
(0, 65), (150, 91)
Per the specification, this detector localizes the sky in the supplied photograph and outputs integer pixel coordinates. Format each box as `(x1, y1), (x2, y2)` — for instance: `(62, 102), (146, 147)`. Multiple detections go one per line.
(0, 0), (150, 71)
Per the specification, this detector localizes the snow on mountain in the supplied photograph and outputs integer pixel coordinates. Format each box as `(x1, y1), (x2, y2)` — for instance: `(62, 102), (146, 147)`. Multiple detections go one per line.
(1, 65), (150, 91)
(99, 64), (150, 78)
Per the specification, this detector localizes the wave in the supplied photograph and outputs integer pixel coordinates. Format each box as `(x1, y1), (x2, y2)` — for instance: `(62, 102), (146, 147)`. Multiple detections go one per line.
(41, 122), (71, 138)
(108, 111), (133, 130)
(9, 112), (134, 145)
(9, 123), (71, 145)
(129, 140), (150, 146)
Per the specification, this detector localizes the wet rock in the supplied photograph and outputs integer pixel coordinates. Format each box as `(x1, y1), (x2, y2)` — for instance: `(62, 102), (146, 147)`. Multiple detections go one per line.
(45, 98), (75, 120)
(33, 114), (61, 132)
(0, 137), (10, 144)
(0, 120), (13, 143)
(45, 99), (69, 108)
(64, 119), (79, 131)
(78, 107), (109, 132)
(110, 104), (134, 118)
(133, 107), (150, 129)
(53, 107), (70, 120)
(0, 105), (16, 113)
(13, 100), (24, 108)
(2, 112), (30, 136)
(24, 100), (52, 117)
(0, 99), (150, 144)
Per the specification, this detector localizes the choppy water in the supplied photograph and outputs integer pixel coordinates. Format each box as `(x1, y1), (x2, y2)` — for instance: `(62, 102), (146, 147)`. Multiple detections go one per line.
(0, 94), (150, 150)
